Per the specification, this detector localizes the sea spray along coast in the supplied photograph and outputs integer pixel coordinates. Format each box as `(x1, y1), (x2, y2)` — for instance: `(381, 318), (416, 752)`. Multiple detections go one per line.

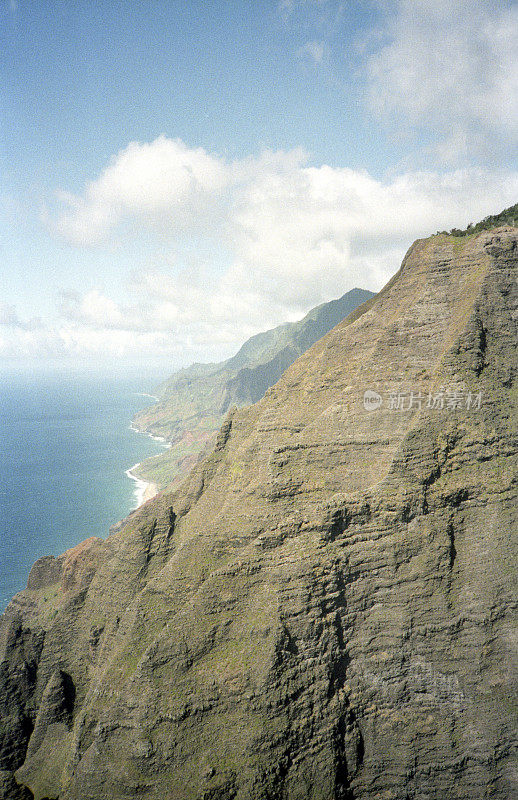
(127, 425), (171, 506)
(125, 432), (170, 508)
(124, 464), (158, 508)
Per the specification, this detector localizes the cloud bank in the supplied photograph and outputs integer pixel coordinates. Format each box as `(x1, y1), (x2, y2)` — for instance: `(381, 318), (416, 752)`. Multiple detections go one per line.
(0, 136), (508, 361)
(1, 136), (513, 361)
(365, 0), (518, 162)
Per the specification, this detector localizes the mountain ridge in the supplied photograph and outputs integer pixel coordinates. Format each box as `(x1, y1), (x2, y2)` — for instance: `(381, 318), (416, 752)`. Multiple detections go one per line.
(0, 224), (516, 800)
(132, 287), (374, 488)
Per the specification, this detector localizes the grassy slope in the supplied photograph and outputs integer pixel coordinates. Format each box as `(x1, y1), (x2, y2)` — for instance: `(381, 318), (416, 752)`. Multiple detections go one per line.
(132, 288), (374, 488)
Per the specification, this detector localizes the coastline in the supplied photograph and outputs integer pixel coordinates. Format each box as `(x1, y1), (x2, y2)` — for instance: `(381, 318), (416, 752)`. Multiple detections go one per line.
(126, 419), (171, 508)
(129, 423), (171, 447)
(133, 392), (160, 401)
(125, 463), (159, 508)
(0, 373), (172, 610)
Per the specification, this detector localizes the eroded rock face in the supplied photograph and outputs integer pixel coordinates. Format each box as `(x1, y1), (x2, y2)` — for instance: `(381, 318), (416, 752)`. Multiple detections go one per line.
(131, 288), (374, 489)
(0, 229), (516, 800)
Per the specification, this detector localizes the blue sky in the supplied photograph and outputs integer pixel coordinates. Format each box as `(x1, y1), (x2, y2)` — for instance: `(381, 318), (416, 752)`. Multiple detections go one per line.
(1, 0), (517, 366)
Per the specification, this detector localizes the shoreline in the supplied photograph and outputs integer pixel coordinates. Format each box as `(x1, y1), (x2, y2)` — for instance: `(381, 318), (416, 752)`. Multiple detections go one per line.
(125, 463), (159, 508)
(126, 420), (171, 509)
(129, 423), (172, 448)
(133, 392), (160, 401)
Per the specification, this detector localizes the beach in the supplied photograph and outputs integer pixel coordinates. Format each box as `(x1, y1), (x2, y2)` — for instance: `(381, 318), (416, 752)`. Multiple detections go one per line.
(125, 463), (159, 508)
(126, 423), (170, 506)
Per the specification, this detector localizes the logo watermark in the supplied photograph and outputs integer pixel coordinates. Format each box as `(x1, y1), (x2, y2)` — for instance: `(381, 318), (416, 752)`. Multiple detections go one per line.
(363, 388), (483, 412)
(363, 389), (383, 411)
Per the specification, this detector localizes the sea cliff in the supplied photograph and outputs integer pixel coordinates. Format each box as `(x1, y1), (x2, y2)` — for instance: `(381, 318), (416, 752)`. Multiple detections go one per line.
(131, 288), (374, 490)
(0, 227), (516, 800)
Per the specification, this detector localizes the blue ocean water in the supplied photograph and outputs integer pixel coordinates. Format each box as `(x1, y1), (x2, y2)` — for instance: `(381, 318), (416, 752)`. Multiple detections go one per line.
(0, 365), (168, 610)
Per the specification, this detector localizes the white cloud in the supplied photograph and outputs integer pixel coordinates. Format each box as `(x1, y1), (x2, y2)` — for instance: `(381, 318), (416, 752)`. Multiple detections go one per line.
(25, 136), (518, 363)
(59, 290), (126, 329)
(0, 325), (182, 361)
(0, 303), (21, 327)
(366, 0), (518, 163)
(50, 136), (229, 245)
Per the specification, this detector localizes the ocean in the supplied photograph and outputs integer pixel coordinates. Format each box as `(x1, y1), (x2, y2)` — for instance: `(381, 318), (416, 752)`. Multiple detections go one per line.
(0, 365), (169, 610)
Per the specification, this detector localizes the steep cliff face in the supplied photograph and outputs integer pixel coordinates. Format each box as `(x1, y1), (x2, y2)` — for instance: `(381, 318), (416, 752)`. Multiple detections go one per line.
(131, 288), (373, 489)
(0, 228), (516, 800)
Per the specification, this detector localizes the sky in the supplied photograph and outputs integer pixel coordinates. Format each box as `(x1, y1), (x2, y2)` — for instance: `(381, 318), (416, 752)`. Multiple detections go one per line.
(1, 0), (517, 369)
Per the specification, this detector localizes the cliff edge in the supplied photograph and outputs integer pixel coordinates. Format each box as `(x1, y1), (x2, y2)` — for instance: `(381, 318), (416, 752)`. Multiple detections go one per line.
(0, 227), (516, 800)
(131, 288), (374, 489)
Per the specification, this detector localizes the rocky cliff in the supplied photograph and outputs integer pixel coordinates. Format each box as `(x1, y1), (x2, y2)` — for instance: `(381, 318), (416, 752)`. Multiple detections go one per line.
(131, 288), (373, 489)
(0, 227), (516, 800)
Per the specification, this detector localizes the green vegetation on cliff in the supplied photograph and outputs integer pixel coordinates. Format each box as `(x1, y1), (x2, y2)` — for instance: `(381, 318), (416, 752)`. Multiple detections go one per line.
(132, 287), (374, 488)
(437, 202), (518, 237)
